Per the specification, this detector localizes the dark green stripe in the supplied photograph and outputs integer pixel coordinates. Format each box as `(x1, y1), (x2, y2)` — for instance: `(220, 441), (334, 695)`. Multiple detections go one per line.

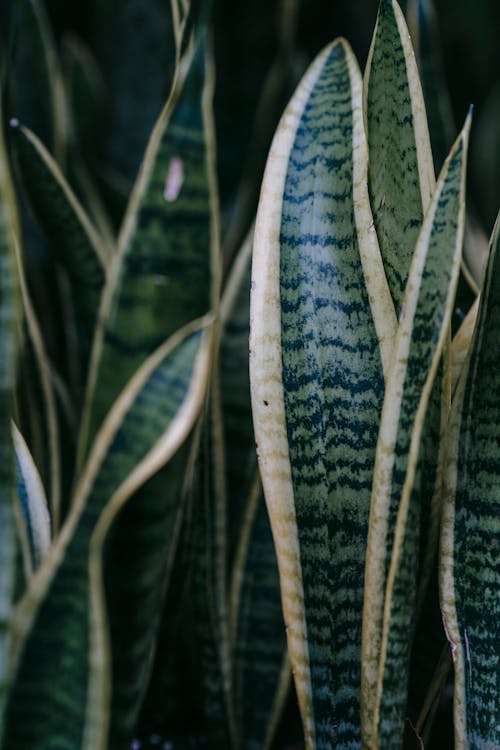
(378, 140), (465, 749)
(366, 0), (428, 316)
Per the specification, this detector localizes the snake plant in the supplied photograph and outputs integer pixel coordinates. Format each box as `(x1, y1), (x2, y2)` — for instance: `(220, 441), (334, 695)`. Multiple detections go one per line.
(0, 0), (497, 749)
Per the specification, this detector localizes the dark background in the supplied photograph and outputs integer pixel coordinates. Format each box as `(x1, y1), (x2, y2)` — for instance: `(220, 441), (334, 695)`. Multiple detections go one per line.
(40, 0), (500, 237)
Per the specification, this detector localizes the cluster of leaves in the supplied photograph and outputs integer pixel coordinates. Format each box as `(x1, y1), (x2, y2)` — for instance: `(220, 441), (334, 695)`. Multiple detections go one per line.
(0, 1), (497, 750)
(0, 1), (291, 748)
(250, 0), (498, 749)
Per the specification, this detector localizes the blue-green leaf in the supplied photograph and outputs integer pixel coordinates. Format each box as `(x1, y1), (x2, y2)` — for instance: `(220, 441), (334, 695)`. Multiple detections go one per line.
(364, 0), (435, 315)
(362, 117), (470, 749)
(79, 33), (219, 464)
(251, 37), (395, 750)
(5, 318), (213, 750)
(440, 210), (500, 749)
(0, 101), (20, 745)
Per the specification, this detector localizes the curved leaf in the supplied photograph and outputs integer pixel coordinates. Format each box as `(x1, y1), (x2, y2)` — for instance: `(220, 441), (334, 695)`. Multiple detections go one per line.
(361, 117), (470, 749)
(364, 0), (435, 315)
(13, 238), (61, 530)
(440, 211), (500, 750)
(251, 37), (395, 750)
(5, 317), (213, 750)
(12, 422), (50, 571)
(11, 124), (108, 345)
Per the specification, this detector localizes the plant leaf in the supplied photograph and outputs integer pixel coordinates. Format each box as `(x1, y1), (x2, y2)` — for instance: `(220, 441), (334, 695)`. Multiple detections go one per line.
(250, 37), (395, 750)
(361, 116), (470, 749)
(221, 232), (289, 749)
(5, 317), (213, 750)
(12, 421), (50, 571)
(364, 0), (435, 316)
(231, 475), (291, 750)
(92, 0), (178, 180)
(406, 0), (489, 291)
(13, 238), (62, 530)
(79, 32), (219, 464)
(11, 124), (108, 350)
(451, 295), (479, 392)
(440, 210), (500, 749)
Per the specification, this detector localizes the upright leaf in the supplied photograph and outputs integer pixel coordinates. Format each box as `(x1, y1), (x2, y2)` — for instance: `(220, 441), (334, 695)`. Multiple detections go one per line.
(364, 0), (435, 315)
(75, 32), (220, 746)
(440, 211), (500, 750)
(0, 96), (20, 743)
(362, 118), (470, 749)
(11, 124), (108, 348)
(92, 0), (177, 180)
(250, 38), (396, 750)
(80, 33), (219, 463)
(12, 422), (51, 572)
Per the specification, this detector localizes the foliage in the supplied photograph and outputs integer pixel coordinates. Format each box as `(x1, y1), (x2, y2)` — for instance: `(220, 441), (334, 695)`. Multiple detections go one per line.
(0, 0), (497, 749)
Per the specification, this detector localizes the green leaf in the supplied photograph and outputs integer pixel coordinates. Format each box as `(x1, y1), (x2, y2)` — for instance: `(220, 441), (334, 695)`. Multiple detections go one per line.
(451, 296), (479, 392)
(63, 35), (108, 166)
(11, 124), (108, 350)
(221, 232), (289, 750)
(219, 231), (257, 570)
(13, 238), (62, 530)
(0, 103), (20, 744)
(364, 0), (435, 315)
(5, 317), (213, 750)
(12, 421), (51, 572)
(79, 33), (220, 465)
(250, 38), (395, 749)
(440, 210), (500, 749)
(361, 117), (470, 749)
(230, 476), (290, 750)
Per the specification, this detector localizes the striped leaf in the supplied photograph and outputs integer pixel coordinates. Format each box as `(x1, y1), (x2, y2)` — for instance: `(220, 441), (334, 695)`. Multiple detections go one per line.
(79, 32), (219, 464)
(0, 100), (20, 744)
(250, 38), (396, 750)
(11, 124), (108, 347)
(440, 211), (500, 749)
(361, 117), (470, 749)
(364, 0), (435, 316)
(4, 317), (213, 750)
